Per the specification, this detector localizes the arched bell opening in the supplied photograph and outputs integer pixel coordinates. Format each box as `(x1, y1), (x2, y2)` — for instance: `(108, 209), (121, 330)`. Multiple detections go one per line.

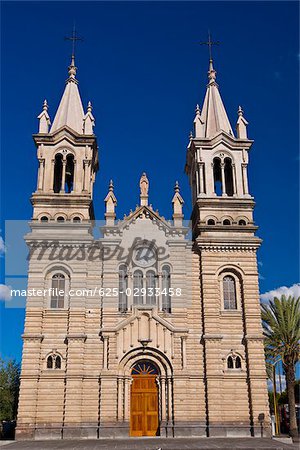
(53, 154), (63, 193)
(65, 154), (74, 193)
(224, 157), (234, 197)
(213, 157), (222, 196)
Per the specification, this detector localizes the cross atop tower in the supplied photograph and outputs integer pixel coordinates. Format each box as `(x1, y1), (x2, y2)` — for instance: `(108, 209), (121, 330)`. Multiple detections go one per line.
(200, 31), (220, 61)
(65, 24), (83, 58)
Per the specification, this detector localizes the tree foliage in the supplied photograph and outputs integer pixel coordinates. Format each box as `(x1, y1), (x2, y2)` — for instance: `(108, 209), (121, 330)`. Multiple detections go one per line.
(262, 295), (300, 438)
(0, 358), (20, 421)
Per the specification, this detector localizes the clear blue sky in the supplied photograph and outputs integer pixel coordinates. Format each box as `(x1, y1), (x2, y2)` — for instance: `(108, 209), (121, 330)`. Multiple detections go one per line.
(0, 1), (299, 365)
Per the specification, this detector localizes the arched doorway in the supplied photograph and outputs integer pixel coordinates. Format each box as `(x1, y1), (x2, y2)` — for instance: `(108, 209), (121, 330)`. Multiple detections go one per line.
(130, 360), (159, 437)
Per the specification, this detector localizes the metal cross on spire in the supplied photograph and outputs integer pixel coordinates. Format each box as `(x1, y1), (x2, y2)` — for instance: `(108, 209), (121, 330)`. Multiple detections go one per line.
(65, 23), (83, 58)
(200, 31), (220, 61)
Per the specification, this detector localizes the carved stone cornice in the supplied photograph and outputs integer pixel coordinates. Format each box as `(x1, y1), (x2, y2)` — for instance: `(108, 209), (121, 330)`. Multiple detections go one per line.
(65, 333), (87, 343)
(197, 244), (260, 252)
(22, 333), (44, 342)
(202, 334), (223, 342)
(244, 334), (264, 341)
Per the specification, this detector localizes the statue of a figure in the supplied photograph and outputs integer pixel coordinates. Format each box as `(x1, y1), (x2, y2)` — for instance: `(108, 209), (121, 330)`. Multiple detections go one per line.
(140, 172), (149, 196)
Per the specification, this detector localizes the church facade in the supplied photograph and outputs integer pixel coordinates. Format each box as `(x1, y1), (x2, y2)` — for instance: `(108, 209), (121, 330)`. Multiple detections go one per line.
(16, 53), (271, 439)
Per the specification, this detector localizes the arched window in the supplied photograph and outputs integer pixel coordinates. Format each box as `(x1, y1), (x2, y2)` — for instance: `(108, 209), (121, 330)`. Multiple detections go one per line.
(235, 356), (241, 369)
(73, 216), (81, 222)
(47, 355), (53, 369)
(207, 219), (215, 225)
(132, 360), (159, 375)
(224, 157), (234, 196)
(53, 153), (63, 193)
(119, 265), (128, 312)
(65, 154), (74, 193)
(227, 356), (234, 369)
(239, 219), (246, 226)
(223, 219), (231, 225)
(223, 275), (237, 310)
(55, 355), (61, 369)
(40, 216), (49, 222)
(46, 354), (61, 370)
(57, 216), (65, 222)
(162, 265), (171, 313)
(227, 353), (242, 370)
(133, 270), (143, 305)
(213, 157), (222, 196)
(50, 274), (65, 308)
(146, 270), (156, 305)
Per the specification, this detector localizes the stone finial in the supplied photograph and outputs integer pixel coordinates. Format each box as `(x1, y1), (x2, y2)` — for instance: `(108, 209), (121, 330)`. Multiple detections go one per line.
(83, 100), (95, 135)
(68, 55), (77, 80)
(208, 59), (217, 84)
(193, 104), (204, 138)
(104, 179), (117, 225)
(236, 105), (249, 139)
(140, 172), (149, 206)
(37, 99), (51, 133)
(172, 181), (184, 227)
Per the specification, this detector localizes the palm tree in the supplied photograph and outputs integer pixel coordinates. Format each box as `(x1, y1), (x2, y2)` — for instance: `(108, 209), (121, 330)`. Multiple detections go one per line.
(261, 295), (300, 439)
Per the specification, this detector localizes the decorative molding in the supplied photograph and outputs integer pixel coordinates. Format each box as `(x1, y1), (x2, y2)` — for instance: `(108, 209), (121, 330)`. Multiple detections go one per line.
(202, 334), (223, 341)
(65, 333), (87, 343)
(22, 333), (44, 342)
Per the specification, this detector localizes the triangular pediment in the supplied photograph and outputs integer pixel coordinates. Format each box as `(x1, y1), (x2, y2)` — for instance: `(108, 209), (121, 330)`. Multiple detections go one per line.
(33, 126), (96, 146)
(100, 307), (188, 334)
(191, 130), (253, 151)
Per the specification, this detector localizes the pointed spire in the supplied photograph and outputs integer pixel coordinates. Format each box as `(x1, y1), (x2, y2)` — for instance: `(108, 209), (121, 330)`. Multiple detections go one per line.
(172, 181), (184, 226)
(50, 57), (85, 134)
(83, 101), (95, 135)
(198, 59), (233, 138)
(104, 179), (117, 225)
(37, 99), (51, 133)
(236, 105), (249, 139)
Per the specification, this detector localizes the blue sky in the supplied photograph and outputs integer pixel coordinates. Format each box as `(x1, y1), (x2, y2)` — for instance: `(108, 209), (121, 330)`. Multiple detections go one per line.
(0, 1), (299, 369)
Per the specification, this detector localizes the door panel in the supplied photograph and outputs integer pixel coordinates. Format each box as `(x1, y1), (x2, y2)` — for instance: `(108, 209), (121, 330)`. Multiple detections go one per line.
(130, 375), (159, 436)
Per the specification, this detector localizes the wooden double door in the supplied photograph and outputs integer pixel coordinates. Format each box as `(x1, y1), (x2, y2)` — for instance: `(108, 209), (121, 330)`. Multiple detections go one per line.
(130, 374), (159, 436)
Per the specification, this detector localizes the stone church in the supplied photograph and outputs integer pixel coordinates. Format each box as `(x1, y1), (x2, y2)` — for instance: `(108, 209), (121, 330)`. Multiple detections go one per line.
(16, 52), (270, 439)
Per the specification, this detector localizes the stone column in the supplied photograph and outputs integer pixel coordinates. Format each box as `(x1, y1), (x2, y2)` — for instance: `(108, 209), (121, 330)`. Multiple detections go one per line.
(242, 163), (249, 195)
(195, 166), (200, 196)
(161, 377), (166, 421)
(61, 159), (67, 193)
(232, 163), (237, 195)
(117, 377), (123, 421)
(211, 162), (216, 196)
(83, 160), (89, 192)
(124, 377), (130, 421)
(50, 159), (55, 192)
(103, 336), (108, 369)
(181, 336), (187, 369)
(220, 162), (226, 196)
(199, 163), (205, 194)
(167, 376), (173, 423)
(37, 159), (44, 191)
(72, 160), (77, 193)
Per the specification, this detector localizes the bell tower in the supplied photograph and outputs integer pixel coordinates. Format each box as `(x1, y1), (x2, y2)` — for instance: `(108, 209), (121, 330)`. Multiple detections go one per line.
(185, 57), (270, 436)
(186, 58), (255, 238)
(31, 56), (99, 221)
